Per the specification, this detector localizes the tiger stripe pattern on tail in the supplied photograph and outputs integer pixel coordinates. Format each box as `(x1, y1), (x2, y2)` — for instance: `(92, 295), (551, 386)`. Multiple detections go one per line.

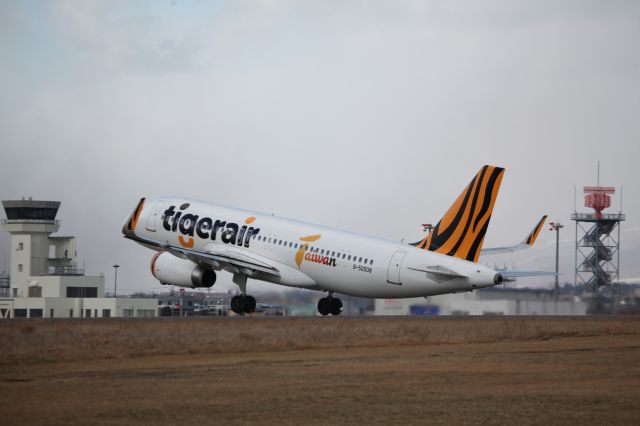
(525, 215), (547, 245)
(413, 165), (505, 263)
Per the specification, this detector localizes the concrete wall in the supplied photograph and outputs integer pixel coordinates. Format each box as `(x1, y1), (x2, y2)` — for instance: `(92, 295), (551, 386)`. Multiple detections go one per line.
(0, 297), (158, 319)
(9, 275), (105, 299)
(9, 234), (31, 296)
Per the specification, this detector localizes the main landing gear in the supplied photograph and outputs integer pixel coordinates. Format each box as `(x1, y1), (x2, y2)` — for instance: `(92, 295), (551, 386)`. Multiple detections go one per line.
(317, 294), (342, 316)
(230, 273), (256, 315)
(231, 294), (256, 315)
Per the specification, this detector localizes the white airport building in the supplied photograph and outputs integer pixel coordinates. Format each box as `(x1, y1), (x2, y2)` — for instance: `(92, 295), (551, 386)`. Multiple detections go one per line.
(0, 199), (157, 319)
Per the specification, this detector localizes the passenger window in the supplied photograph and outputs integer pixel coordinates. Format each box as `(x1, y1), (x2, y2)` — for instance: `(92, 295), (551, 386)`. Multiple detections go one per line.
(331, 251), (335, 257)
(370, 259), (374, 265)
(294, 243), (298, 249)
(358, 257), (362, 263)
(364, 258), (368, 264)
(289, 242), (292, 247)
(342, 253), (346, 259)
(348, 255), (351, 261)
(321, 249), (324, 255)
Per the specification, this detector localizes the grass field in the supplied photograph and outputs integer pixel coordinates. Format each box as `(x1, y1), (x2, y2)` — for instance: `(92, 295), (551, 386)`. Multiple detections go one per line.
(1, 317), (639, 425)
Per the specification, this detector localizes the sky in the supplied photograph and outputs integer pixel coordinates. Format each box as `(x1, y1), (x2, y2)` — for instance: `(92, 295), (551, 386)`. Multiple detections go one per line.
(1, 0), (639, 294)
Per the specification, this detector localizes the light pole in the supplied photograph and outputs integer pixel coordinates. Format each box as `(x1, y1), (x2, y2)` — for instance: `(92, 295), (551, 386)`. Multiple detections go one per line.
(549, 222), (563, 301)
(113, 264), (120, 298)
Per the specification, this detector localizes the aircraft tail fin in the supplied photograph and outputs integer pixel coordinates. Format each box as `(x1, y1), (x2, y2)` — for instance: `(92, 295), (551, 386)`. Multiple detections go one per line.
(479, 215), (547, 256)
(523, 215), (547, 246)
(122, 197), (146, 238)
(412, 165), (505, 262)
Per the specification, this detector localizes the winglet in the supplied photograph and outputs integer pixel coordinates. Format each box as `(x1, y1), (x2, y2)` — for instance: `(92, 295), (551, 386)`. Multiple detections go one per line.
(413, 165), (505, 263)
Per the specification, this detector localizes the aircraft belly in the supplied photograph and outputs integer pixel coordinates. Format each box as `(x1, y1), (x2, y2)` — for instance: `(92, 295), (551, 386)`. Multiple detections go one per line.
(311, 265), (472, 298)
(270, 262), (318, 289)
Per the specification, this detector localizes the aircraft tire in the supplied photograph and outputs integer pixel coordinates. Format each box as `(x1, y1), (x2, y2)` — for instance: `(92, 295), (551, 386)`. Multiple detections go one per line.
(330, 298), (342, 316)
(245, 295), (256, 313)
(317, 298), (330, 316)
(230, 295), (245, 314)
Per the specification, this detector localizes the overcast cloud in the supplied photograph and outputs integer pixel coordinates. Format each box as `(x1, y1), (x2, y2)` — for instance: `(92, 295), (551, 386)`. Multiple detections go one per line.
(1, 0), (638, 294)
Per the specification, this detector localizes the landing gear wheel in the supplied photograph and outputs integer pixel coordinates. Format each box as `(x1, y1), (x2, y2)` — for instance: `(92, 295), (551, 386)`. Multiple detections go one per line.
(317, 298), (330, 316)
(231, 295), (257, 315)
(230, 295), (245, 314)
(317, 296), (343, 316)
(330, 298), (343, 316)
(245, 296), (256, 313)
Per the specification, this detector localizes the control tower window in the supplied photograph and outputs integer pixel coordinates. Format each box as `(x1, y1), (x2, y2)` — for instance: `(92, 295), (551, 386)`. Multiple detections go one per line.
(18, 243), (23, 251)
(18, 264), (23, 272)
(4, 207), (58, 221)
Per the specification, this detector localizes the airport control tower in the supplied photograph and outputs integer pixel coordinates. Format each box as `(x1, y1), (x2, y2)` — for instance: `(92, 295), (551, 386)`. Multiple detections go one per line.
(0, 198), (102, 298)
(571, 182), (625, 310)
(0, 198), (158, 319)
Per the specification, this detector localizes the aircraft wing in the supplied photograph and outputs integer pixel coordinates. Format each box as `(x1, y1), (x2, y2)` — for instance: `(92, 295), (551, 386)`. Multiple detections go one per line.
(124, 234), (280, 276)
(480, 215), (547, 256)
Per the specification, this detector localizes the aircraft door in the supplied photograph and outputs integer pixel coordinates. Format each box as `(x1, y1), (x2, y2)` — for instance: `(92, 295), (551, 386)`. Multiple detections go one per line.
(387, 251), (406, 285)
(145, 202), (160, 232)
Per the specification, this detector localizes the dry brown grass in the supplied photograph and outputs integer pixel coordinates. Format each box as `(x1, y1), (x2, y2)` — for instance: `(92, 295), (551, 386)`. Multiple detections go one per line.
(1, 317), (640, 425)
(0, 316), (638, 365)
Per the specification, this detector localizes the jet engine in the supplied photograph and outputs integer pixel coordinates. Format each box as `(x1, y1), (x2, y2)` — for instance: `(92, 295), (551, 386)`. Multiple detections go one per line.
(151, 252), (216, 288)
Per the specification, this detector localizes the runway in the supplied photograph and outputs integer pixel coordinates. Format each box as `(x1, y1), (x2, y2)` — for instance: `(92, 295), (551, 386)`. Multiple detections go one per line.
(1, 317), (639, 425)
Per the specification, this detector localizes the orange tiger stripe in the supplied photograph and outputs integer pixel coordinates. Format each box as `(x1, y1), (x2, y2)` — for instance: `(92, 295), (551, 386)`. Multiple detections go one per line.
(128, 198), (145, 231)
(415, 165), (504, 263)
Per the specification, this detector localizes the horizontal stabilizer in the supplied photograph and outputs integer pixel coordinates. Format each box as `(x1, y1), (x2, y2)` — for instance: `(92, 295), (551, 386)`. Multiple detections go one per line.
(407, 265), (466, 278)
(498, 269), (558, 282)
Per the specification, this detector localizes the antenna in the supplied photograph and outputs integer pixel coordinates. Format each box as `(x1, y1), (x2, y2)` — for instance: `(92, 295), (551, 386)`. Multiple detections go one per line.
(620, 185), (623, 213)
(573, 185), (577, 212)
(597, 160), (600, 187)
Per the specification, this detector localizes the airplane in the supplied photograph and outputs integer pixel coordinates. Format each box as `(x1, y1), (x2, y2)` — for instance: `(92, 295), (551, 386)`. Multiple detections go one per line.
(480, 215), (547, 256)
(122, 165), (545, 316)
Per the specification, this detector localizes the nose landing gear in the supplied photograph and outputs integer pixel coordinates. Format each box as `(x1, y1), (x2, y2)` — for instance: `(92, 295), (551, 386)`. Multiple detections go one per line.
(317, 294), (342, 316)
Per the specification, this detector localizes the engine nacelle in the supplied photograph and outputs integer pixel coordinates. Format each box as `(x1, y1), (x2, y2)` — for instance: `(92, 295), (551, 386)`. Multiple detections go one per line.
(151, 252), (216, 288)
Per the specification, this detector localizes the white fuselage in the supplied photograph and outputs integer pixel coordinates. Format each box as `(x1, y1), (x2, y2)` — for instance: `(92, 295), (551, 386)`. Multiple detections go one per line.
(133, 197), (500, 298)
